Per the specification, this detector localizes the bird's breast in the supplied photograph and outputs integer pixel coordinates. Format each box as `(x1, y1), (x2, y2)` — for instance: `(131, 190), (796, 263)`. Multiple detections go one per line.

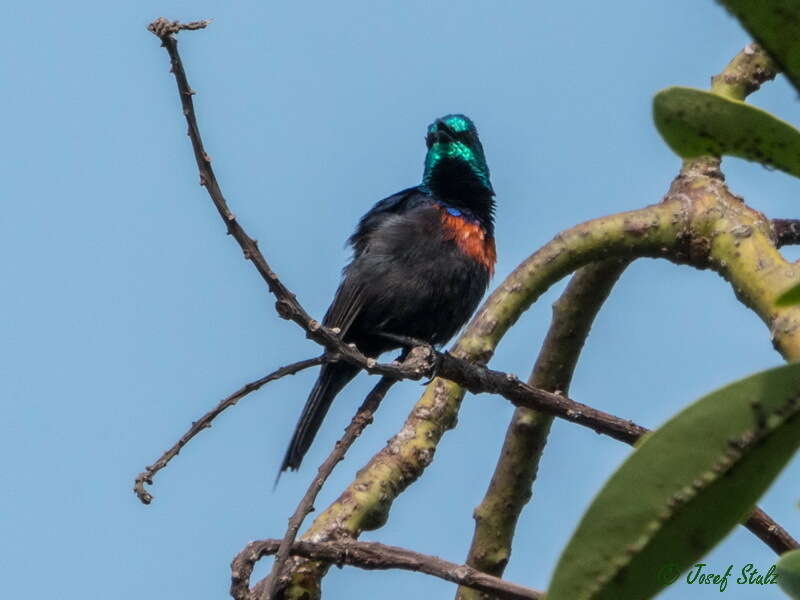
(438, 207), (496, 275)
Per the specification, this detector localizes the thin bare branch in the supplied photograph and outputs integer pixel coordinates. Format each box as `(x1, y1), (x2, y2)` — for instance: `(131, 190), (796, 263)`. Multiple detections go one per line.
(438, 353), (645, 443)
(134, 356), (324, 504)
(231, 539), (542, 600)
(147, 17), (210, 37)
(261, 377), (396, 599)
(746, 507), (800, 555)
(773, 219), (800, 248)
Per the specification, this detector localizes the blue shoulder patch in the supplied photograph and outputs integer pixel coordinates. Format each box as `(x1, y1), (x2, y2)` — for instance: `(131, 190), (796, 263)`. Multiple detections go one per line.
(446, 207), (462, 217)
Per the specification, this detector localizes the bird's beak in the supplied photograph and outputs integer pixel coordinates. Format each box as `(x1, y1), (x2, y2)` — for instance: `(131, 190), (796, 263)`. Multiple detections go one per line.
(430, 120), (455, 144)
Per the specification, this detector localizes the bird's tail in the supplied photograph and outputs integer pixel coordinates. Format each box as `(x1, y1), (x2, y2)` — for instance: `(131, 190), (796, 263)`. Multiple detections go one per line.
(279, 361), (359, 474)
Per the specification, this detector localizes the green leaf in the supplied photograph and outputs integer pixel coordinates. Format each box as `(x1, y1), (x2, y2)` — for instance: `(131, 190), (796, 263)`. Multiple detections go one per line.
(547, 363), (800, 600)
(776, 281), (800, 307)
(720, 0), (800, 94)
(653, 86), (800, 177)
(778, 550), (800, 599)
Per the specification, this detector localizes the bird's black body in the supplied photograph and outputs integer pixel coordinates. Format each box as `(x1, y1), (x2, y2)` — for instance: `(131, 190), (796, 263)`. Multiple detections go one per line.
(280, 114), (496, 472)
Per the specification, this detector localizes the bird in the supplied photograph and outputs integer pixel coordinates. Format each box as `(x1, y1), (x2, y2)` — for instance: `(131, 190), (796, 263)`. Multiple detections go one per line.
(280, 114), (496, 473)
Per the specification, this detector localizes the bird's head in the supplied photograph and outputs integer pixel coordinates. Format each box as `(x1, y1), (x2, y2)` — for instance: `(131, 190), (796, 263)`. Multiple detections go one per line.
(421, 114), (494, 205)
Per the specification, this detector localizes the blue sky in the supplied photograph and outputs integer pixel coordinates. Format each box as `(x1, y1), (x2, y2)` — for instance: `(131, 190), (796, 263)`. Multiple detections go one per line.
(2, 2), (799, 598)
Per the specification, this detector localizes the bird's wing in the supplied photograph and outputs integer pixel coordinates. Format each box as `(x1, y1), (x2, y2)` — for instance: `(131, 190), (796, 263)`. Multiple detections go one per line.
(322, 188), (426, 335)
(321, 274), (364, 334)
(347, 186), (424, 256)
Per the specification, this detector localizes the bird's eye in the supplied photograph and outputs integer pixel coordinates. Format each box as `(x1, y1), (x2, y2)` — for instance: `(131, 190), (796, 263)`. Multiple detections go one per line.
(425, 133), (436, 148)
(454, 130), (474, 145)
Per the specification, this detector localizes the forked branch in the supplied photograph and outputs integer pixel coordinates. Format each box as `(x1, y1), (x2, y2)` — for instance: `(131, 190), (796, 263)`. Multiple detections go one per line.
(231, 539), (543, 600)
(134, 356), (323, 504)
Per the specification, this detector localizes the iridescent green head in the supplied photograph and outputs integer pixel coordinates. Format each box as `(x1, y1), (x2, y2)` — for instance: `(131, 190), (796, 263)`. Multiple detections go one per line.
(421, 114), (494, 202)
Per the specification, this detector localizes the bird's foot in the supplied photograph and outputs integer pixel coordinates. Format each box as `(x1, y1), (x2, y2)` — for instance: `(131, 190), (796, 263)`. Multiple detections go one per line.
(418, 351), (444, 385)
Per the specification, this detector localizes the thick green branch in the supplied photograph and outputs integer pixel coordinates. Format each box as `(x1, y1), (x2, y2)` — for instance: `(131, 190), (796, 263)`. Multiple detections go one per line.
(455, 259), (629, 600)
(710, 43), (776, 100)
(679, 156), (800, 358)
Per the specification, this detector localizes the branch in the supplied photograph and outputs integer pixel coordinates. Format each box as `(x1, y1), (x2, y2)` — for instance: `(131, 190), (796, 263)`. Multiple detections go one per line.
(134, 356), (324, 504)
(231, 539), (542, 600)
(746, 507), (800, 555)
(260, 377), (396, 600)
(148, 17), (210, 37)
(437, 354), (645, 443)
(709, 42), (776, 100)
(772, 219), (800, 248)
(457, 259), (630, 599)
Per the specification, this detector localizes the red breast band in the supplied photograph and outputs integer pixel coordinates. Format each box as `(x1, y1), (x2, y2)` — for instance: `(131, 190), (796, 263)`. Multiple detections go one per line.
(439, 208), (496, 275)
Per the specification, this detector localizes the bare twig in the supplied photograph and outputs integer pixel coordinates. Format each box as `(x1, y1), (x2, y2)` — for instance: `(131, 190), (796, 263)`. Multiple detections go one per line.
(772, 219), (800, 248)
(746, 507), (800, 555)
(261, 377), (396, 599)
(231, 539), (542, 600)
(147, 17), (210, 37)
(134, 356), (324, 504)
(439, 354), (645, 442)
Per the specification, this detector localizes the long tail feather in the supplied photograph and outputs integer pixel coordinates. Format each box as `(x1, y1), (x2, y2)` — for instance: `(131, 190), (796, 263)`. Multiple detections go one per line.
(278, 362), (359, 474)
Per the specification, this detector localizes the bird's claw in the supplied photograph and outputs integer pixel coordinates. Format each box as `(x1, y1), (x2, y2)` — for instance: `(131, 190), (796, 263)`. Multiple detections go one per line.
(419, 351), (444, 385)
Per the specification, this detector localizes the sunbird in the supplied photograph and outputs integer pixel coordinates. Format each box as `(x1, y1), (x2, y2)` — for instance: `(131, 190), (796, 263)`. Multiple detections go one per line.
(281, 114), (497, 472)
